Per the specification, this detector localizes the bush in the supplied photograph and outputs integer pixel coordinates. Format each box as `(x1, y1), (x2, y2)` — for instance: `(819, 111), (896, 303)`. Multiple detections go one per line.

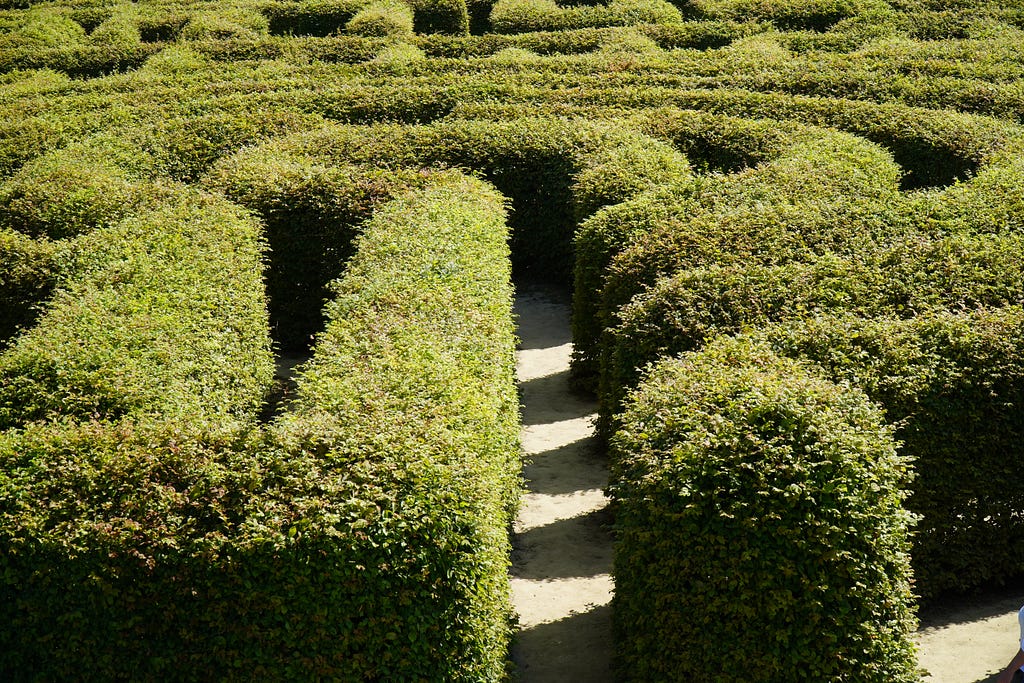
(600, 231), (1024, 434)
(263, 0), (366, 37)
(180, 6), (270, 42)
(489, 0), (682, 33)
(571, 114), (903, 387)
(0, 174), (519, 681)
(755, 307), (1024, 599)
(345, 0), (415, 37)
(0, 146), (151, 239)
(609, 337), (918, 680)
(412, 0), (470, 34)
(0, 189), (274, 429)
(204, 150), (442, 349)
(0, 228), (57, 346)
(260, 117), (688, 282)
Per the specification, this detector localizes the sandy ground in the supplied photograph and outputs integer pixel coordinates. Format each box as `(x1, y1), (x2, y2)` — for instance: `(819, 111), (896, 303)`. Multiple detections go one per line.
(505, 285), (1023, 682)
(510, 287), (614, 683)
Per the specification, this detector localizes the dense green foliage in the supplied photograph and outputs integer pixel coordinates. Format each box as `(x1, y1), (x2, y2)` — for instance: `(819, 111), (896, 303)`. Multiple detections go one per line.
(753, 308), (1024, 599)
(4, 0), (1024, 677)
(610, 338), (918, 680)
(0, 174), (520, 679)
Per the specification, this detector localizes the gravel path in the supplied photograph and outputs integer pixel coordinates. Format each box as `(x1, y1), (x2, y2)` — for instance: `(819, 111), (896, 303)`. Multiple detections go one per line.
(510, 287), (614, 683)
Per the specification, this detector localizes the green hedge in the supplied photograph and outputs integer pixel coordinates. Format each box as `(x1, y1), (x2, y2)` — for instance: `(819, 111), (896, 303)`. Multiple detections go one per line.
(684, 0), (891, 30)
(489, 0), (682, 33)
(0, 143), (154, 239)
(269, 173), (519, 679)
(571, 113), (902, 388)
(248, 117), (689, 282)
(263, 0), (367, 36)
(345, 0), (415, 37)
(610, 336), (918, 680)
(599, 231), (1024, 434)
(0, 189), (274, 429)
(0, 173), (519, 680)
(204, 151), (445, 349)
(754, 307), (1024, 599)
(419, 20), (749, 55)
(0, 227), (56, 347)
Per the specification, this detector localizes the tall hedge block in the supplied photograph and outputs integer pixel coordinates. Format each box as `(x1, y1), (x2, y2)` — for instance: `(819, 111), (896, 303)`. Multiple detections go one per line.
(609, 338), (918, 681)
(0, 190), (274, 429)
(271, 172), (520, 679)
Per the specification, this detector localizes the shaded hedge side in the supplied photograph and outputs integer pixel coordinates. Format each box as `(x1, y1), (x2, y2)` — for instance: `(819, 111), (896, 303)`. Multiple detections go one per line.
(610, 337), (918, 680)
(755, 307), (1024, 599)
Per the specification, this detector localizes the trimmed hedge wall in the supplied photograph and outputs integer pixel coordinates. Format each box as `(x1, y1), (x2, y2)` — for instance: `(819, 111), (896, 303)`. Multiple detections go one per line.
(489, 0), (682, 34)
(754, 307), (1024, 599)
(244, 117), (690, 282)
(571, 113), (903, 388)
(0, 173), (520, 680)
(0, 188), (274, 429)
(204, 152), (446, 349)
(270, 173), (519, 679)
(600, 231), (1024, 434)
(0, 227), (56, 346)
(610, 337), (918, 680)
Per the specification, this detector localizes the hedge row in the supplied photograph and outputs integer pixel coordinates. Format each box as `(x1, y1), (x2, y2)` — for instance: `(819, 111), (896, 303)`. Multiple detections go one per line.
(749, 307), (1024, 599)
(571, 112), (903, 389)
(0, 173), (520, 680)
(610, 336), (918, 680)
(204, 153), (448, 349)
(231, 117), (691, 282)
(268, 173), (519, 679)
(420, 20), (752, 56)
(0, 227), (56, 346)
(0, 187), (274, 430)
(489, 0), (682, 34)
(600, 230), (1024, 434)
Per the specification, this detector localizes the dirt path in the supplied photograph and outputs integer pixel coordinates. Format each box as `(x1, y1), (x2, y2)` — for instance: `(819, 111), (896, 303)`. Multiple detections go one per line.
(510, 287), (614, 683)
(916, 585), (1024, 682)
(507, 286), (1024, 683)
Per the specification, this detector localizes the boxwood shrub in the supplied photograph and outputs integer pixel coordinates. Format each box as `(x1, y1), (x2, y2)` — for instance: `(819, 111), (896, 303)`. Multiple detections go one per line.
(609, 337), (918, 680)
(0, 173), (519, 680)
(600, 231), (1024, 433)
(0, 227), (56, 346)
(754, 307), (1024, 599)
(204, 150), (445, 349)
(571, 114), (902, 387)
(0, 188), (274, 429)
(252, 117), (689, 282)
(489, 0), (682, 34)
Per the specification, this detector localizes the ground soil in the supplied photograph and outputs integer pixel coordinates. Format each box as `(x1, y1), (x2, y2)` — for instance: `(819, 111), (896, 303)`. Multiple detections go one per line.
(509, 285), (1024, 683)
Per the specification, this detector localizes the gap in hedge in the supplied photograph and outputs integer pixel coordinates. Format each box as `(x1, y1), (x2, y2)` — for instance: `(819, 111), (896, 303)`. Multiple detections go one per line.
(893, 141), (979, 191)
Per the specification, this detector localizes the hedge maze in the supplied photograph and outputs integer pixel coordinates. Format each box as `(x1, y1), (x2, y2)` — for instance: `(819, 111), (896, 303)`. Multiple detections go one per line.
(2, 0), (1024, 678)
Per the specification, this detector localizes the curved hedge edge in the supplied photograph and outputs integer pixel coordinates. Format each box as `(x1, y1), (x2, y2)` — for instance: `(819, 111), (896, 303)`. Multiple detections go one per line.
(609, 336), (918, 680)
(571, 112), (903, 390)
(0, 188), (274, 429)
(204, 149), (443, 350)
(252, 116), (690, 283)
(489, 0), (683, 35)
(598, 231), (1024, 437)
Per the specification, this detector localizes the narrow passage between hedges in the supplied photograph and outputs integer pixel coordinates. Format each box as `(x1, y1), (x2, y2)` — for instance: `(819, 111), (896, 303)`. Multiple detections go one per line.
(510, 286), (614, 683)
